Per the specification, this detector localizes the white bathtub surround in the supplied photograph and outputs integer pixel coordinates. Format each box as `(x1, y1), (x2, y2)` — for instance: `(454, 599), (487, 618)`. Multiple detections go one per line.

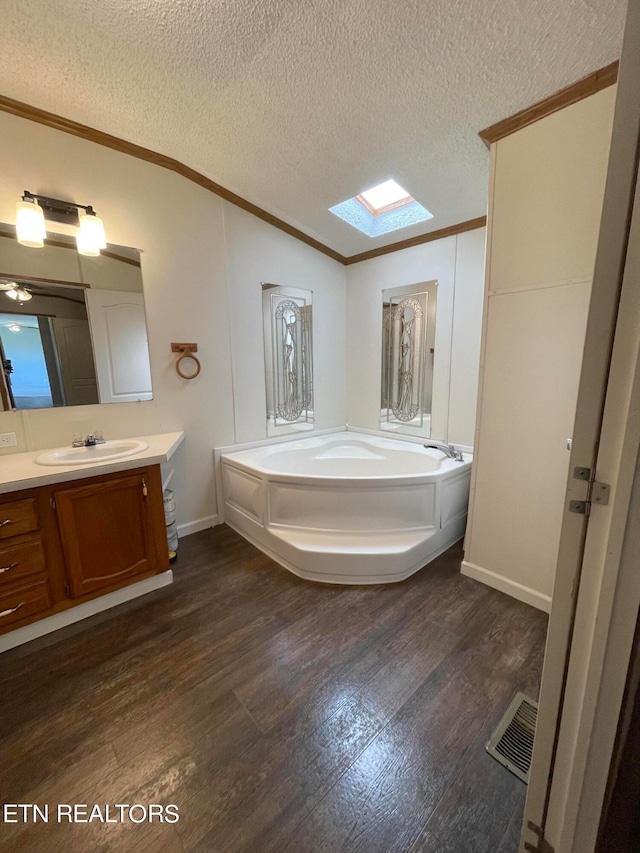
(345, 425), (473, 456)
(346, 228), (486, 449)
(218, 431), (472, 584)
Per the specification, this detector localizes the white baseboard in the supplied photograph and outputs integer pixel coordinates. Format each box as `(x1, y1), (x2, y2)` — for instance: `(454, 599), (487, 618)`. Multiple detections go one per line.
(0, 570), (174, 653)
(177, 514), (219, 537)
(461, 560), (552, 613)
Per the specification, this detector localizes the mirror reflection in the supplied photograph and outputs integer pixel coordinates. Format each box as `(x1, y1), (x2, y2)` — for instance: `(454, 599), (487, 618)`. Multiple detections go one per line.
(0, 226), (152, 411)
(381, 280), (437, 438)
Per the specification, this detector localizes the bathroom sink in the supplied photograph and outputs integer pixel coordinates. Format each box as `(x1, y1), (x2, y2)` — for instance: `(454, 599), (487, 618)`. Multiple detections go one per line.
(35, 439), (149, 466)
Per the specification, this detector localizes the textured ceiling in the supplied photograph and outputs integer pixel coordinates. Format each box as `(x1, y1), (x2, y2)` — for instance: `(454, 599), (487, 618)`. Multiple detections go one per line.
(0, 0), (627, 256)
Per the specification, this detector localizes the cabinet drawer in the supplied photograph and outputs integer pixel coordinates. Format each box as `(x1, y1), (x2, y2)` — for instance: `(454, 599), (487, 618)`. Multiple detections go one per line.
(0, 499), (39, 540)
(0, 576), (52, 630)
(0, 539), (47, 588)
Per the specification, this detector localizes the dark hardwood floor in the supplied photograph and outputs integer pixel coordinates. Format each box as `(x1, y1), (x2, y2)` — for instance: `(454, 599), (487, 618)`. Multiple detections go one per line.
(0, 525), (548, 853)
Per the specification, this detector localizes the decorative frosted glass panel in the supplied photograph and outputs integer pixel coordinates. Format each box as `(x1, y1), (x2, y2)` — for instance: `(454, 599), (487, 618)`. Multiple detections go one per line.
(381, 281), (437, 438)
(262, 284), (313, 436)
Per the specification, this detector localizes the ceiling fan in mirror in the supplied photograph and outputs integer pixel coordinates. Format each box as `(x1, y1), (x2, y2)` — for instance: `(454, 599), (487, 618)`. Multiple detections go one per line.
(0, 281), (32, 301)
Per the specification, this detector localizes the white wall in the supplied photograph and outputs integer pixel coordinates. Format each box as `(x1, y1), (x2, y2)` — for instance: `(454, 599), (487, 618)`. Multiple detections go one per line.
(222, 203), (346, 444)
(0, 109), (483, 535)
(345, 227), (486, 447)
(462, 86), (617, 611)
(0, 110), (347, 531)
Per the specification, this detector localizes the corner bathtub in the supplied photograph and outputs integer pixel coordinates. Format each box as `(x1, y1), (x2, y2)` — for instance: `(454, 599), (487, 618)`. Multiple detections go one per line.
(219, 431), (472, 585)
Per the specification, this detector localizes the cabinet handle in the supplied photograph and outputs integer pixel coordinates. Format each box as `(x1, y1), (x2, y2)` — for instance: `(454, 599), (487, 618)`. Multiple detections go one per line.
(0, 519), (12, 528)
(141, 477), (148, 498)
(0, 602), (24, 618)
(0, 562), (19, 574)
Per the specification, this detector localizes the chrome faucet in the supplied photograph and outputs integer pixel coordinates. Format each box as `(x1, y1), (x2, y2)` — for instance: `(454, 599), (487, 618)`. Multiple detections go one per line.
(71, 431), (105, 448)
(423, 442), (465, 462)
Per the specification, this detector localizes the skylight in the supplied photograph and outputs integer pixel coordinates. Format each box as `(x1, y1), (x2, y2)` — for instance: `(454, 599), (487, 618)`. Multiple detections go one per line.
(329, 179), (433, 238)
(356, 179), (414, 216)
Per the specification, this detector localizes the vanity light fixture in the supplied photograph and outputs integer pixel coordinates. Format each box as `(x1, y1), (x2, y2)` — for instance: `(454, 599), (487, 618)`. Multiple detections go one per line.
(15, 196), (46, 248)
(16, 191), (107, 256)
(76, 209), (107, 256)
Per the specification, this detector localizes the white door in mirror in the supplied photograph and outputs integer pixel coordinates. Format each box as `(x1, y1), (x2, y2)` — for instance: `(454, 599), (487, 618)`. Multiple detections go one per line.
(35, 440), (149, 466)
(85, 289), (152, 404)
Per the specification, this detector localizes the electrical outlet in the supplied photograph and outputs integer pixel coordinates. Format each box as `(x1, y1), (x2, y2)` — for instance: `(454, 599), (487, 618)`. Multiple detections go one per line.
(0, 432), (18, 447)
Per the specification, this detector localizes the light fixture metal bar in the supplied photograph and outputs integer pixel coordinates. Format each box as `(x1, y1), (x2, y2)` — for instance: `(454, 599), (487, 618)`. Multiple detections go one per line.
(22, 190), (96, 226)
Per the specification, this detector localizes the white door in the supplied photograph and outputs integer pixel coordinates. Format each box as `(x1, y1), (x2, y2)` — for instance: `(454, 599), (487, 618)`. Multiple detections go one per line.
(522, 2), (640, 850)
(51, 317), (99, 406)
(85, 289), (152, 404)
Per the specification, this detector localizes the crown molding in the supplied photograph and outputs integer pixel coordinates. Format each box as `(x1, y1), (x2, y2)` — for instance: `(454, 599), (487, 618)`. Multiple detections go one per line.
(479, 61), (619, 147)
(0, 94), (489, 267)
(0, 93), (346, 264)
(343, 216), (487, 265)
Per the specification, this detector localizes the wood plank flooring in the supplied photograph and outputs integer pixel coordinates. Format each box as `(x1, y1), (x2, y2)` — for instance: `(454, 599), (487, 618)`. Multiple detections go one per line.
(0, 525), (548, 853)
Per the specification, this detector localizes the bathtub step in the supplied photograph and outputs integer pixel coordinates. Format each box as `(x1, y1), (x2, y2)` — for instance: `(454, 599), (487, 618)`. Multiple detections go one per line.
(269, 526), (434, 556)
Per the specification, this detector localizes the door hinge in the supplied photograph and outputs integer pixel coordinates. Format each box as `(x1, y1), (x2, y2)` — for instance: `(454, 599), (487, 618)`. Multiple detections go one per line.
(524, 821), (555, 853)
(64, 583), (70, 596)
(141, 477), (148, 497)
(49, 496), (56, 511)
(569, 467), (610, 515)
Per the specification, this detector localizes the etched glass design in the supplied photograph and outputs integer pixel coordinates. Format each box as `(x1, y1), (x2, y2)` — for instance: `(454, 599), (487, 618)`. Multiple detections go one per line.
(389, 297), (423, 421)
(274, 299), (310, 421)
(262, 284), (313, 435)
(381, 281), (437, 438)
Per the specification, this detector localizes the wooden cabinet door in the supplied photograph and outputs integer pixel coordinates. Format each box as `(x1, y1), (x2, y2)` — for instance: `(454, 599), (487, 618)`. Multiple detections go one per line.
(55, 469), (164, 598)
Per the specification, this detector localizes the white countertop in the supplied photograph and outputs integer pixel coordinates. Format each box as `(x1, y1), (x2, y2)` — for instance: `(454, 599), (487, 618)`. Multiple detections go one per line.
(0, 432), (185, 495)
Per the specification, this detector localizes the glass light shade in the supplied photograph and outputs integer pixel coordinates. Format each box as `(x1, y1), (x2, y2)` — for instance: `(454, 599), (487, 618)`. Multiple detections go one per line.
(6, 288), (19, 300)
(76, 212), (107, 256)
(16, 200), (46, 248)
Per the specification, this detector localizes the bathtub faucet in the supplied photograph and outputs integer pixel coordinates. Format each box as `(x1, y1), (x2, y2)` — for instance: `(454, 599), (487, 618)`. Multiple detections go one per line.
(423, 443), (464, 462)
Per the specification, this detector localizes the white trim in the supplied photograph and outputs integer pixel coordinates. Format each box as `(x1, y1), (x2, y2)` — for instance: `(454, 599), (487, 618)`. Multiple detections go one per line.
(177, 514), (218, 536)
(461, 559), (552, 613)
(0, 570), (173, 653)
(524, 8), (640, 846)
(548, 47), (640, 847)
(463, 142), (496, 559)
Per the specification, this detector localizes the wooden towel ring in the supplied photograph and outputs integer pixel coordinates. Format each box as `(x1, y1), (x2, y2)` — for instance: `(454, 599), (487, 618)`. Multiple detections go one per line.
(171, 343), (201, 380)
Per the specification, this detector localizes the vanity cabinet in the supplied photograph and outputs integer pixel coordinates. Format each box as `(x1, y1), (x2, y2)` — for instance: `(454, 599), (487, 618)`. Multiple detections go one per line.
(55, 470), (165, 597)
(0, 492), (57, 630)
(0, 465), (168, 636)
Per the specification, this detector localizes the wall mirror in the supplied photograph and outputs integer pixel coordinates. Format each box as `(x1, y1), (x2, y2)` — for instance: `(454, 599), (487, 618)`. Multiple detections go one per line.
(381, 280), (437, 438)
(262, 283), (313, 437)
(0, 225), (152, 411)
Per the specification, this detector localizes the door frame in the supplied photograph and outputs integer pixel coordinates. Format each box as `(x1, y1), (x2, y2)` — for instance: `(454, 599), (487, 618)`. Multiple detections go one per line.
(522, 1), (640, 849)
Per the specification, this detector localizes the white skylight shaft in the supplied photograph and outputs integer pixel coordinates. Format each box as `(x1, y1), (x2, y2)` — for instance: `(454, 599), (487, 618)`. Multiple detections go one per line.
(359, 179), (412, 212)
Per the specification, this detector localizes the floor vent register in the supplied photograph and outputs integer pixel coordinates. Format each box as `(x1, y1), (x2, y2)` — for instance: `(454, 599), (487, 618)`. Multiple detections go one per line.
(486, 692), (538, 783)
